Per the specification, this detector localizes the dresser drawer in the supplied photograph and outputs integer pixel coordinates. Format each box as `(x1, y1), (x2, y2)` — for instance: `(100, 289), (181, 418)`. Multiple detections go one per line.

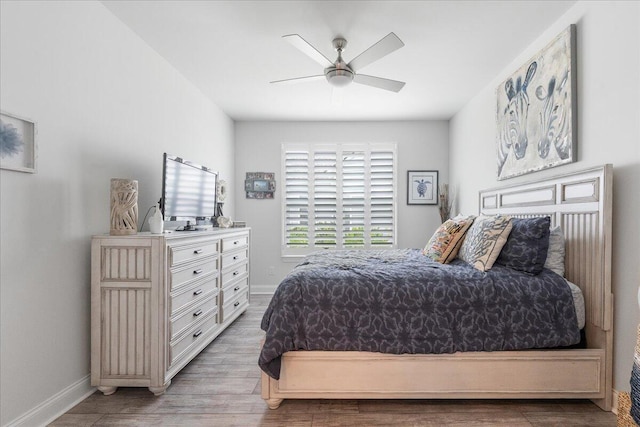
(170, 314), (218, 366)
(222, 274), (249, 297)
(221, 288), (249, 324)
(170, 295), (218, 340)
(221, 249), (248, 271)
(221, 258), (249, 280)
(170, 276), (218, 316)
(221, 234), (249, 252)
(169, 256), (218, 291)
(169, 239), (219, 267)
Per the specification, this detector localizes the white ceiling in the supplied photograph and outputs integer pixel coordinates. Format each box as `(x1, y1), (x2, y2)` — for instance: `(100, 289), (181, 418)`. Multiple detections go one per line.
(102, 0), (575, 121)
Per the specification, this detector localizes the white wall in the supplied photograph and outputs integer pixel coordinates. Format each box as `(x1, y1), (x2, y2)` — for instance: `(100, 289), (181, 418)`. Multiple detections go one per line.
(0, 2), (234, 425)
(235, 121), (449, 293)
(450, 1), (640, 393)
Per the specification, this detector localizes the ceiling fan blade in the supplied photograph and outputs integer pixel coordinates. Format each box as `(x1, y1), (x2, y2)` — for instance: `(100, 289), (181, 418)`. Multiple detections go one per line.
(270, 75), (326, 85)
(353, 74), (405, 92)
(347, 32), (404, 72)
(283, 34), (334, 68)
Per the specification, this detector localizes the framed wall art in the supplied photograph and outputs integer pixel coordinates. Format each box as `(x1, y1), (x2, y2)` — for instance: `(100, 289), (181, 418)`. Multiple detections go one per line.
(407, 170), (438, 205)
(245, 172), (276, 199)
(0, 111), (37, 173)
(496, 24), (576, 180)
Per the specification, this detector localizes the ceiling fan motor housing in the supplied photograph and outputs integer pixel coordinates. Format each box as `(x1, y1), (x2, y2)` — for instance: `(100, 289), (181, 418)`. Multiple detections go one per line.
(326, 37), (354, 87)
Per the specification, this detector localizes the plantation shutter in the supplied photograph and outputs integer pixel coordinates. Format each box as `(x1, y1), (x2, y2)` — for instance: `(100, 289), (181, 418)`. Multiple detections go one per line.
(342, 150), (366, 248)
(370, 150), (395, 246)
(282, 143), (396, 256)
(313, 151), (338, 247)
(283, 150), (309, 247)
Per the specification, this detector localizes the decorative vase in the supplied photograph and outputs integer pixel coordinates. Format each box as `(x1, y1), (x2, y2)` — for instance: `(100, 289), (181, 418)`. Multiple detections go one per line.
(148, 203), (164, 234)
(110, 178), (138, 235)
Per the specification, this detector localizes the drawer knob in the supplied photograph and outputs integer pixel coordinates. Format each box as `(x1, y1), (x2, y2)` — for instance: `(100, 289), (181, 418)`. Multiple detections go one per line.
(193, 289), (203, 296)
(233, 255), (238, 260)
(233, 271), (239, 276)
(233, 241), (239, 245)
(234, 286), (240, 291)
(193, 249), (203, 254)
(193, 330), (203, 338)
(193, 269), (203, 275)
(193, 309), (203, 317)
(233, 301), (240, 307)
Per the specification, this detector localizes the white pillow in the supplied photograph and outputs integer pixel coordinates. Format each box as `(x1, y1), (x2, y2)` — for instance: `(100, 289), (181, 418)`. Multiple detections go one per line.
(545, 225), (565, 276)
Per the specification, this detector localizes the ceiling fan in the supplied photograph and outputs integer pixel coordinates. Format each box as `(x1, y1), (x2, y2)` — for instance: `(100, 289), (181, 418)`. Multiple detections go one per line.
(271, 32), (406, 92)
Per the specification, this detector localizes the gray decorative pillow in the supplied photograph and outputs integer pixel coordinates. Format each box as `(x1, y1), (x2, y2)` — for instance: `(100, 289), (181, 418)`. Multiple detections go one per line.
(495, 216), (551, 275)
(458, 215), (513, 272)
(544, 225), (565, 276)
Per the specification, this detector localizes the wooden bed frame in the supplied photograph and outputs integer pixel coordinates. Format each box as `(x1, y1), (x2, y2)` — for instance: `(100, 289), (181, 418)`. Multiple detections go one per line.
(262, 165), (613, 411)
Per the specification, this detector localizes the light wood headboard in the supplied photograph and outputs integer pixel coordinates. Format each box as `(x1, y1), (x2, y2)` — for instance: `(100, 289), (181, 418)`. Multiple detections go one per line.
(479, 164), (613, 374)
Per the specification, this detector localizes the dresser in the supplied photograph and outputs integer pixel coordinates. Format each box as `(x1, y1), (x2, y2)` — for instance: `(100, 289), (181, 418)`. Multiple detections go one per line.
(90, 228), (250, 395)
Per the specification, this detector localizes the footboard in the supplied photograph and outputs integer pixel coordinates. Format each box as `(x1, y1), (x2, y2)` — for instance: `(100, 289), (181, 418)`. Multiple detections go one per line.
(262, 348), (608, 410)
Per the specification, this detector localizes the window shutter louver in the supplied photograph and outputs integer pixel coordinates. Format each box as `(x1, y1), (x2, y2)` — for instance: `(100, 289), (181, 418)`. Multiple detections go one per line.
(283, 143), (396, 255)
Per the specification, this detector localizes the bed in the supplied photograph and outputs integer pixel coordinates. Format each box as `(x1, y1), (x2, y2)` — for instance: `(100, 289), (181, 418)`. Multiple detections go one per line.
(260, 165), (613, 411)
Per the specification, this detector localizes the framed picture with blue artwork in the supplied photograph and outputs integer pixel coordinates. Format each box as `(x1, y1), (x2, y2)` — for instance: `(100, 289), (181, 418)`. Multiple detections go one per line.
(407, 170), (438, 205)
(0, 111), (37, 173)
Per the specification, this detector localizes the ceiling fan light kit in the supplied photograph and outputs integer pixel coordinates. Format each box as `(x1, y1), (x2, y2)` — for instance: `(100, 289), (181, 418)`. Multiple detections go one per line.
(272, 32), (405, 92)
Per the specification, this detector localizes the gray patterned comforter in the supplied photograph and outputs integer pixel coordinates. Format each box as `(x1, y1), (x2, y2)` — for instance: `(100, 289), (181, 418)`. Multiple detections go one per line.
(259, 249), (580, 379)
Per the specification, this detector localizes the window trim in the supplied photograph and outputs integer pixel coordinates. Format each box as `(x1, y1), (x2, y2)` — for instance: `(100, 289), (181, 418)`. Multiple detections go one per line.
(281, 142), (397, 258)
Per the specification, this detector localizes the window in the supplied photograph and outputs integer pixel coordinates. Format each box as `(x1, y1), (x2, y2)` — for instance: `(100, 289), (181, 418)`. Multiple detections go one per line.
(282, 143), (397, 256)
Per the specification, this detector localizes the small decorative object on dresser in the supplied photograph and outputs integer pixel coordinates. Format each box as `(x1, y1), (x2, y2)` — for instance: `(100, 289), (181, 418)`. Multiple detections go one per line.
(109, 178), (138, 235)
(148, 203), (164, 234)
(217, 216), (233, 228)
(215, 179), (227, 218)
(91, 228), (251, 396)
(0, 110), (37, 173)
(407, 170), (438, 205)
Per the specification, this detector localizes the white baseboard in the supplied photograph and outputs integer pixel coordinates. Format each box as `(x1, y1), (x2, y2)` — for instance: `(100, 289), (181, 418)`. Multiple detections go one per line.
(251, 284), (276, 295)
(6, 375), (95, 427)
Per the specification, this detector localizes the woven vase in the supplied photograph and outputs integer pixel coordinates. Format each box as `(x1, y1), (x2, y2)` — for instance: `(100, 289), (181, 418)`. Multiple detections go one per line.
(110, 178), (138, 235)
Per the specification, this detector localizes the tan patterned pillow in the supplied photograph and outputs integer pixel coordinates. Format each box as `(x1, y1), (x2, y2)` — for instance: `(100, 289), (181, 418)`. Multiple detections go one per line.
(423, 215), (476, 263)
(458, 215), (513, 271)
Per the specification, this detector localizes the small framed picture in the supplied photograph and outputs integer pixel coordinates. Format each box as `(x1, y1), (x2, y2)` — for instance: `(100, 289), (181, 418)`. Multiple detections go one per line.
(407, 170), (438, 205)
(0, 111), (37, 173)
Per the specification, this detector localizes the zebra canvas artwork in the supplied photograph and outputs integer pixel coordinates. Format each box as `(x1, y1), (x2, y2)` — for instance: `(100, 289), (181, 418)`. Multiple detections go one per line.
(407, 170), (438, 205)
(496, 25), (576, 180)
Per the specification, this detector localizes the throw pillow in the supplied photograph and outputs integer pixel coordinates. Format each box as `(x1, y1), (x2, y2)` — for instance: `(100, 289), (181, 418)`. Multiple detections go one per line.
(423, 215), (476, 263)
(495, 216), (551, 275)
(458, 215), (513, 272)
(544, 225), (565, 276)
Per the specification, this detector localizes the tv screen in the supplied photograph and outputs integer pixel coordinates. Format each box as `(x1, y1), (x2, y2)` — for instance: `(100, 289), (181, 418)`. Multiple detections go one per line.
(161, 153), (217, 221)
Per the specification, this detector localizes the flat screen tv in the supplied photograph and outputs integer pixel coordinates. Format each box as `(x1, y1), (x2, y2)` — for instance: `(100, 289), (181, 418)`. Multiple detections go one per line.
(161, 153), (217, 221)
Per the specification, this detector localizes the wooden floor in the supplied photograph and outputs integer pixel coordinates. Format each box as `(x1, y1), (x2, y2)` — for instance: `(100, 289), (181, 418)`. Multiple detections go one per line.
(51, 295), (616, 426)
